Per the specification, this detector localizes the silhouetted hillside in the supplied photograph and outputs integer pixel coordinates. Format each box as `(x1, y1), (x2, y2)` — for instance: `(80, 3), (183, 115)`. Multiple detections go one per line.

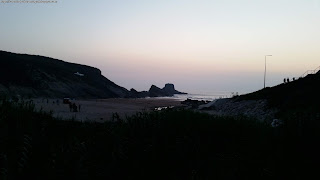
(0, 50), (129, 98)
(238, 73), (320, 114)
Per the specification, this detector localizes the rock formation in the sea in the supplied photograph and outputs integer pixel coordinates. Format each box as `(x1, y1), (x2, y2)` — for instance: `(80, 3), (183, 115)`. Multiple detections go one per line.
(148, 84), (187, 97)
(128, 84), (187, 98)
(162, 83), (187, 95)
(149, 85), (170, 97)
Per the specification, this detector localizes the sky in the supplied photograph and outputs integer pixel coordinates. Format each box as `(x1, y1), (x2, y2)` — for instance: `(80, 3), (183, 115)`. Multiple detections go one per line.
(1, 0), (320, 94)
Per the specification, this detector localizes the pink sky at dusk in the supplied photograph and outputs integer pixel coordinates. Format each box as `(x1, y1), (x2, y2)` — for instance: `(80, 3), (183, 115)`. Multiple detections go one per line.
(1, 0), (320, 94)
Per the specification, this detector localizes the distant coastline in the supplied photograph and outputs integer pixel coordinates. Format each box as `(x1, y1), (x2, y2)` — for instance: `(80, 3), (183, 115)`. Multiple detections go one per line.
(0, 50), (186, 99)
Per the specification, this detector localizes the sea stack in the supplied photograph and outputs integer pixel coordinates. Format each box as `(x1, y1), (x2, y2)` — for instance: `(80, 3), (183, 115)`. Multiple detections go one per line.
(162, 83), (186, 95)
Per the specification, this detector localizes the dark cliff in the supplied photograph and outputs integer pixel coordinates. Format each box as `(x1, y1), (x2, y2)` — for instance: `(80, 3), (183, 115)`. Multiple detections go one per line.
(149, 85), (170, 97)
(148, 84), (186, 97)
(0, 50), (129, 98)
(163, 83), (186, 95)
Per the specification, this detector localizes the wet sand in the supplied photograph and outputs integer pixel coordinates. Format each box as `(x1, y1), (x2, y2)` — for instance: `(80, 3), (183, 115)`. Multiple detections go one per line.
(33, 98), (183, 122)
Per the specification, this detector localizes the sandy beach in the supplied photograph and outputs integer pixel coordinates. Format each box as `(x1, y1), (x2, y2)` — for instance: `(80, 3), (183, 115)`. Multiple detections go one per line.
(33, 98), (183, 122)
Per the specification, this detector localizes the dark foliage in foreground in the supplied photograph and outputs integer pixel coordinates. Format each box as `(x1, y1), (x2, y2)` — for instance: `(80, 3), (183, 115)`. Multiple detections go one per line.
(1, 100), (319, 179)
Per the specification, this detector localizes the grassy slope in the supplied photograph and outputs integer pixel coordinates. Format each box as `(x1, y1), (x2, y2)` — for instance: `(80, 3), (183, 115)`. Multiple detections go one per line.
(238, 73), (320, 115)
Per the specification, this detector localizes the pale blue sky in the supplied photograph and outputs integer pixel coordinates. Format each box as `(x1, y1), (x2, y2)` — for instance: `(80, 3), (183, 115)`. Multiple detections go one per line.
(1, 0), (320, 94)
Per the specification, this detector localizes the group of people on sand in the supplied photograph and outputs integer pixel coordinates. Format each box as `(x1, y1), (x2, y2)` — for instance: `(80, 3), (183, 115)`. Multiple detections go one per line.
(68, 102), (81, 112)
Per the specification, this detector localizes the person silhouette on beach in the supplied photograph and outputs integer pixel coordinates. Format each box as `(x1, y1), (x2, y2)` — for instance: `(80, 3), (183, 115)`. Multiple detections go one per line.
(287, 78), (290, 83)
(72, 103), (78, 112)
(69, 103), (72, 112)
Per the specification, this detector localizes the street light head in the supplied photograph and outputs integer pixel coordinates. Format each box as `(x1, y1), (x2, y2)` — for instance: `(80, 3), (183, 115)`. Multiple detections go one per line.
(265, 55), (272, 56)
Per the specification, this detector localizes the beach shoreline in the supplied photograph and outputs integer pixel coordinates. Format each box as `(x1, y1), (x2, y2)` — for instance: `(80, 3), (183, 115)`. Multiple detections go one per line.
(32, 98), (184, 122)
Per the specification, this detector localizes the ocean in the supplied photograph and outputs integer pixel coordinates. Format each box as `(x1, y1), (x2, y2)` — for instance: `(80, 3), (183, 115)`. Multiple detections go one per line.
(151, 91), (237, 102)
(173, 92), (235, 101)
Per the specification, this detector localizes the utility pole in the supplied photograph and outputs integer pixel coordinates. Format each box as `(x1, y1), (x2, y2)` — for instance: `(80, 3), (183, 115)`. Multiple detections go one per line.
(264, 55), (272, 88)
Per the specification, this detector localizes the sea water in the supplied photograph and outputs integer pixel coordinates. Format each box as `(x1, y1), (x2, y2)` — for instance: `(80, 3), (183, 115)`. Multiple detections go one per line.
(151, 91), (237, 111)
(152, 91), (237, 102)
(173, 92), (234, 101)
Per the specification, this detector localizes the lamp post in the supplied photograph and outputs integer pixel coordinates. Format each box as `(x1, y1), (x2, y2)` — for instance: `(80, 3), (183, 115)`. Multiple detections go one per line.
(264, 55), (272, 88)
